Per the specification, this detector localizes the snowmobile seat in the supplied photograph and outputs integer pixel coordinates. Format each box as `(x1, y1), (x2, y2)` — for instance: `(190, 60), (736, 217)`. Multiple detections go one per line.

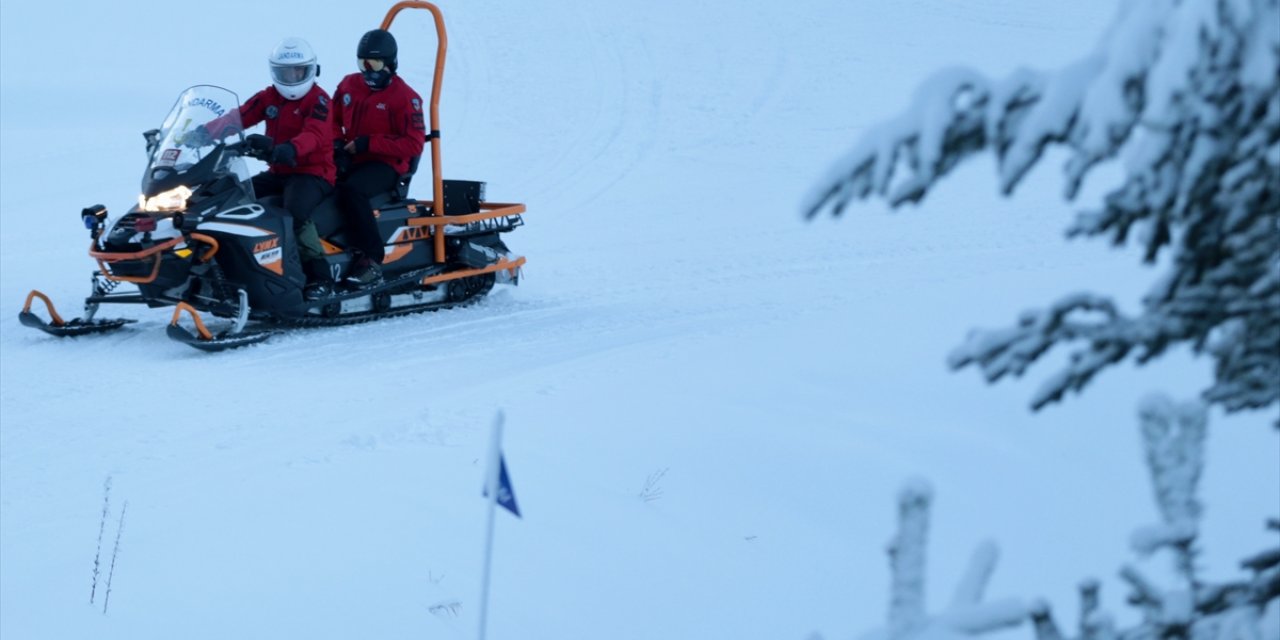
(257, 191), (391, 240)
(268, 152), (422, 243)
(310, 195), (347, 239)
(393, 155), (422, 201)
(308, 190), (397, 240)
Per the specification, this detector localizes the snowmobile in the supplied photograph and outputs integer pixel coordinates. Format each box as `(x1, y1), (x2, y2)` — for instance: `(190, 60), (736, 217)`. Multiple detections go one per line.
(19, 2), (526, 352)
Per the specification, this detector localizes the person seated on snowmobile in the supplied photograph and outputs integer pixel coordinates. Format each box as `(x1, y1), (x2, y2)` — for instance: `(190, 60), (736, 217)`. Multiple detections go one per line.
(331, 28), (427, 288)
(186, 37), (337, 301)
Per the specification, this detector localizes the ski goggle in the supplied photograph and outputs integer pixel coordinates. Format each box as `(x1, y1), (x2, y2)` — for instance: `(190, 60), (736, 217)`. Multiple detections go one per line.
(359, 58), (386, 72)
(270, 63), (315, 86)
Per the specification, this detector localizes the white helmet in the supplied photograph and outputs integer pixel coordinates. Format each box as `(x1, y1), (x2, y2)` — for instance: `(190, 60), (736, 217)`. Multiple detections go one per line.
(268, 37), (318, 101)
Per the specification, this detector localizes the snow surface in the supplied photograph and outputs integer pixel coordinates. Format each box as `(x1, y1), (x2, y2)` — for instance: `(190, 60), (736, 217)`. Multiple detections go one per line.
(1, 1), (1277, 639)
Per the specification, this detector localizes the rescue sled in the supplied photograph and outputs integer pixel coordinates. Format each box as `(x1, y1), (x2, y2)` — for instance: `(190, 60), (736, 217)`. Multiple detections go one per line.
(19, 2), (526, 352)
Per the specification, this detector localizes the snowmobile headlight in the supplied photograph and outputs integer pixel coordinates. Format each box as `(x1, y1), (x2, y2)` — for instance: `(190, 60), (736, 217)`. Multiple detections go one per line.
(139, 186), (192, 212)
(81, 204), (108, 229)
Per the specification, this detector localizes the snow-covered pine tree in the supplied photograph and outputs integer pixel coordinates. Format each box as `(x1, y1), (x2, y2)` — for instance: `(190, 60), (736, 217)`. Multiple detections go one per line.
(804, 0), (1280, 415)
(1022, 396), (1278, 640)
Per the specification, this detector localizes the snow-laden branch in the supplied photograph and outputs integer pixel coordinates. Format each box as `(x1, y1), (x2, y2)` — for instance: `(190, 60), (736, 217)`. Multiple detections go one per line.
(863, 480), (1028, 640)
(888, 479), (933, 639)
(807, 0), (1280, 415)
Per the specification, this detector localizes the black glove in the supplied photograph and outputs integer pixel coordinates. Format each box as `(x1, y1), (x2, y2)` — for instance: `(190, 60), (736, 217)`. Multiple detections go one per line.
(333, 140), (353, 176)
(349, 136), (370, 155)
(270, 142), (298, 167)
(184, 125), (213, 148)
(245, 134), (274, 156)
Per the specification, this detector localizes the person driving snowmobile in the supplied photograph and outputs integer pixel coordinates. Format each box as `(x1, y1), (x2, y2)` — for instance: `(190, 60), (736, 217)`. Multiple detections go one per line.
(189, 37), (337, 301)
(331, 28), (428, 288)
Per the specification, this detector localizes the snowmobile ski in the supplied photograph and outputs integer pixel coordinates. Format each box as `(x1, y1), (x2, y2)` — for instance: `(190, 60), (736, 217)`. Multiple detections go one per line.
(19, 290), (136, 338)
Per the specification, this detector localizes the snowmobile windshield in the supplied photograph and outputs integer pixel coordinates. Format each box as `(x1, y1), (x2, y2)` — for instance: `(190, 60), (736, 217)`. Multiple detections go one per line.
(142, 85), (254, 201)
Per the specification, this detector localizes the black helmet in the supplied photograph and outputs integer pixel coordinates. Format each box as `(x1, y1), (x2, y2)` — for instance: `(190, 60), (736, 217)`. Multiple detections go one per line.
(357, 29), (398, 72)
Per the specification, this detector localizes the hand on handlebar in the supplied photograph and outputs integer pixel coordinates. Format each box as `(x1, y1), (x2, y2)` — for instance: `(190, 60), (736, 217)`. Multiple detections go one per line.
(245, 134), (274, 156)
(270, 142), (298, 168)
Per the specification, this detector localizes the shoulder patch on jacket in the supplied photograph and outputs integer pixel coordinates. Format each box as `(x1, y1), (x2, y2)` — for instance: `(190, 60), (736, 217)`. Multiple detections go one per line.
(342, 94), (351, 106)
(266, 105), (279, 119)
(411, 98), (421, 111)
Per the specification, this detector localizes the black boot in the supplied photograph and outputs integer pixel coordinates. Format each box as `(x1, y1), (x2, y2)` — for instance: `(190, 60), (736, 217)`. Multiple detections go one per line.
(303, 280), (333, 301)
(345, 255), (383, 288)
(303, 258), (334, 301)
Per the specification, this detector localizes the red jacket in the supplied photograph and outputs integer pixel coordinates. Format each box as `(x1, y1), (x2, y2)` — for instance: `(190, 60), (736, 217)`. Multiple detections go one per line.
(332, 74), (426, 175)
(209, 84), (336, 184)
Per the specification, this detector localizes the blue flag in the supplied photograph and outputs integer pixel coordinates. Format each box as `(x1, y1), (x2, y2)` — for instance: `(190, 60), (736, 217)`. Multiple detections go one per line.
(483, 454), (521, 518)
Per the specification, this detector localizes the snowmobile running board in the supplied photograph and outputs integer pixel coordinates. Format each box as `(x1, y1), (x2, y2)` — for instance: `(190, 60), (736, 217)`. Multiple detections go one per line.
(18, 290), (135, 337)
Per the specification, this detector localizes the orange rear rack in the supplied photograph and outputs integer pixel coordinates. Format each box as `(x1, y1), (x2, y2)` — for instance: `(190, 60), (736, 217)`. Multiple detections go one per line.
(420, 256), (526, 287)
(405, 202), (526, 228)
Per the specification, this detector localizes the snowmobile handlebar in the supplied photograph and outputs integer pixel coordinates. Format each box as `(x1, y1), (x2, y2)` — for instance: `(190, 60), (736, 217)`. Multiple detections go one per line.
(224, 134), (274, 162)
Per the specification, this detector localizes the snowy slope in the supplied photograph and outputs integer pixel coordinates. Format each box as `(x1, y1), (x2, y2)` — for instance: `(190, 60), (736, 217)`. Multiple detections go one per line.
(1, 1), (1277, 639)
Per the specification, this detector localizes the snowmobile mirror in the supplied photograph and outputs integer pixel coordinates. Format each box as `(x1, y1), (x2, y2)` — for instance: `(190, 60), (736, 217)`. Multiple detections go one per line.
(143, 129), (161, 155)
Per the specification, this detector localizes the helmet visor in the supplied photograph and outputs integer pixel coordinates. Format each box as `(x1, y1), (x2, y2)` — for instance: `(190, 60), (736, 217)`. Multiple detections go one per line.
(271, 63), (315, 86)
(360, 58), (386, 72)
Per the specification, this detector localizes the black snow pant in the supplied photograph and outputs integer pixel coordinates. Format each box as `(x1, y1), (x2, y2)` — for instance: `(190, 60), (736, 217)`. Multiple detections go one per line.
(252, 172), (332, 263)
(337, 161), (399, 264)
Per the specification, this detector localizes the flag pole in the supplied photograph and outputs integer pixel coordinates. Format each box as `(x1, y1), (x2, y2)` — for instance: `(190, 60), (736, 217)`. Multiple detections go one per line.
(477, 410), (504, 640)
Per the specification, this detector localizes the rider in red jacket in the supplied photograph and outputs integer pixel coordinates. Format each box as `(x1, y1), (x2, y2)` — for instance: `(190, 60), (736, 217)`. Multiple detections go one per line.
(331, 28), (427, 287)
(192, 37), (337, 300)
(233, 85), (335, 184)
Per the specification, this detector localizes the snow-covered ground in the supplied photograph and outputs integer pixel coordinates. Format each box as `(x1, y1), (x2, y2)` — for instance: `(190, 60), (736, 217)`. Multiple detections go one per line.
(1, 1), (1276, 639)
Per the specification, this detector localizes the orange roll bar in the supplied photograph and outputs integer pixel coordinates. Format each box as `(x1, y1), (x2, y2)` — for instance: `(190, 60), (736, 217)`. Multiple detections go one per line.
(381, 1), (449, 263)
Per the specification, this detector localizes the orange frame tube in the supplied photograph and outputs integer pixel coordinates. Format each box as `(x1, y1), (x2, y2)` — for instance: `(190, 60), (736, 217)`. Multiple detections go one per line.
(420, 256), (526, 286)
(170, 302), (215, 340)
(405, 202), (526, 228)
(189, 232), (220, 262)
(22, 290), (67, 326)
(88, 237), (183, 284)
(381, 1), (449, 263)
